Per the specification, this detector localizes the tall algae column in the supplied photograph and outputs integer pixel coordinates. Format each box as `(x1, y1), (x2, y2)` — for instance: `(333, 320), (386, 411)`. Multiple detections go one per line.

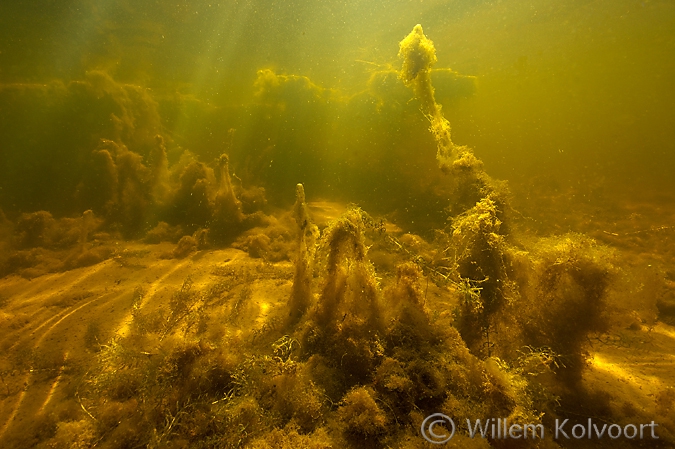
(210, 153), (247, 242)
(399, 24), (464, 173)
(288, 183), (318, 325)
(400, 25), (513, 356)
(399, 24), (506, 217)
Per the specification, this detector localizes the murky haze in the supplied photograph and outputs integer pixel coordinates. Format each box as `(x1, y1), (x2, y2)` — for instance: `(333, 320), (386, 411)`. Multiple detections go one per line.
(1, 2), (675, 448)
(2, 0), (673, 220)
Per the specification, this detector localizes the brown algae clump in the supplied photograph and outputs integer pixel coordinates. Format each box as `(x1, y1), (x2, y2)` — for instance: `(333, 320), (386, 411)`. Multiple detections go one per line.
(398, 24), (438, 108)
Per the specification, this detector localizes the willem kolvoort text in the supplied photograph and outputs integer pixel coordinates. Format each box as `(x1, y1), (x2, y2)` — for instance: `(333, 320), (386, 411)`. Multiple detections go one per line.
(464, 418), (659, 440)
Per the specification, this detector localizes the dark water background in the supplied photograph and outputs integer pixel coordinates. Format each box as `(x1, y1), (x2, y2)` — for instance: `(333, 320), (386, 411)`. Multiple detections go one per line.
(1, 0), (674, 230)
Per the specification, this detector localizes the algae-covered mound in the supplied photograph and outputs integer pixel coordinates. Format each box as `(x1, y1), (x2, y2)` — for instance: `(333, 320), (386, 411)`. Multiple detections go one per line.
(282, 206), (552, 448)
(0, 132), (270, 277)
(445, 196), (516, 357)
(517, 234), (616, 384)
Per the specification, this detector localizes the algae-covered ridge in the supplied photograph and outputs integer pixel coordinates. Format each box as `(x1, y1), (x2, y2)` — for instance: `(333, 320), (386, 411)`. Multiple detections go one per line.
(0, 23), (673, 449)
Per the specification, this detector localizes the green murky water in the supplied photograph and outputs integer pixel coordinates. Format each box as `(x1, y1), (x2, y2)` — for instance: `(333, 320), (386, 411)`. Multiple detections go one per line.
(1, 1), (674, 448)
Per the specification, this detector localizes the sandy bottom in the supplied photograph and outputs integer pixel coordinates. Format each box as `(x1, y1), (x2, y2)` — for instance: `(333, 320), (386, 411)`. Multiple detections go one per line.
(0, 243), (289, 441)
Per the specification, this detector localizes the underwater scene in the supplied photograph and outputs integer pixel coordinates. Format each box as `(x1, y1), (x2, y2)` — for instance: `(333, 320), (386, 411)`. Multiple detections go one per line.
(1, 0), (674, 448)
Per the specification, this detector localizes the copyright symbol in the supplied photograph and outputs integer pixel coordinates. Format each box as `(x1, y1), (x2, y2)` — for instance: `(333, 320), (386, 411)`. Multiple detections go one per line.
(421, 413), (455, 444)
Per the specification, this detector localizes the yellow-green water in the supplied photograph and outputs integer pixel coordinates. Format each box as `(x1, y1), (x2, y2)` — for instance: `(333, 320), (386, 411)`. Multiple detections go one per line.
(1, 1), (674, 448)
(1, 0), (674, 213)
